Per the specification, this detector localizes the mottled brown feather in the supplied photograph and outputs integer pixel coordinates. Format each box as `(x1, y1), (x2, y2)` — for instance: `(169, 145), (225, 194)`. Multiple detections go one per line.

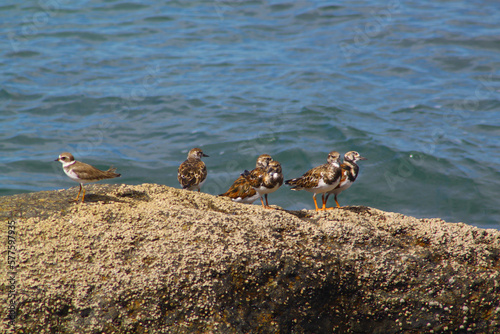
(219, 175), (257, 200)
(177, 159), (207, 189)
(177, 148), (208, 191)
(260, 160), (284, 190)
(219, 154), (273, 202)
(242, 168), (266, 188)
(285, 151), (341, 191)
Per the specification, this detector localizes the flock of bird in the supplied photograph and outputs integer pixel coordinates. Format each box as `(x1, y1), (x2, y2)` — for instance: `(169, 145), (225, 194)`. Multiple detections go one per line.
(55, 148), (366, 211)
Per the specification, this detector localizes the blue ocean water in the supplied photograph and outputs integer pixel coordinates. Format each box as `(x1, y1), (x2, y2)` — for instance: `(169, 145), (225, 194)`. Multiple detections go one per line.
(1, 0), (499, 229)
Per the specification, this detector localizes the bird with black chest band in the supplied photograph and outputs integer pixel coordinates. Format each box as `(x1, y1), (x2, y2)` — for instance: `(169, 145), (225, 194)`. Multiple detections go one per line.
(326, 151), (367, 208)
(55, 152), (121, 203)
(242, 159), (283, 209)
(285, 151), (342, 211)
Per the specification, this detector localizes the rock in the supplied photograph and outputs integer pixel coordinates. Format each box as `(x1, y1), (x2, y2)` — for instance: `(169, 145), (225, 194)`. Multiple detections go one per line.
(1, 183), (499, 333)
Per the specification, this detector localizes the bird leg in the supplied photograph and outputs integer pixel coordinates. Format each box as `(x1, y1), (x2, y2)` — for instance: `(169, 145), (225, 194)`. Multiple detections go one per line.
(313, 194), (320, 211)
(334, 194), (341, 208)
(81, 185), (86, 203)
(260, 195), (271, 209)
(265, 194), (271, 208)
(321, 193), (333, 211)
(70, 184), (83, 203)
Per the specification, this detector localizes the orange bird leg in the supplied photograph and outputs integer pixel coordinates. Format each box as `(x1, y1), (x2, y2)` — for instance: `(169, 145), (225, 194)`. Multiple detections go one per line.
(322, 193), (333, 211)
(70, 184), (83, 203)
(313, 194), (320, 211)
(334, 194), (341, 208)
(81, 185), (86, 203)
(260, 195), (272, 209)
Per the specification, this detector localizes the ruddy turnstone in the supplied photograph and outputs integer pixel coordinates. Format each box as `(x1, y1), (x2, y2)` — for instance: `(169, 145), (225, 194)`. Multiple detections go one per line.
(177, 148), (208, 192)
(55, 152), (121, 203)
(326, 151), (367, 208)
(285, 151), (342, 211)
(219, 154), (273, 204)
(242, 159), (283, 209)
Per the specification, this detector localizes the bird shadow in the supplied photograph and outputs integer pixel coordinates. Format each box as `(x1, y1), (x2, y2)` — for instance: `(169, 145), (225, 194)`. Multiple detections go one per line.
(80, 194), (124, 203)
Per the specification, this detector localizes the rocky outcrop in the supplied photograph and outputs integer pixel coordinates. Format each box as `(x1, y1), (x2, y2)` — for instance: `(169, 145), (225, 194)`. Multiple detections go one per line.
(1, 183), (499, 333)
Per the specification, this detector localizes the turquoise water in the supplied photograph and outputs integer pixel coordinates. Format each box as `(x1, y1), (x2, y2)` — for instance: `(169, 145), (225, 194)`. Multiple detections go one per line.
(1, 1), (499, 229)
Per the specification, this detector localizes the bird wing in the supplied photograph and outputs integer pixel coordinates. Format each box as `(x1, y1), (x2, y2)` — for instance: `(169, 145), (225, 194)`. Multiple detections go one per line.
(220, 175), (257, 199)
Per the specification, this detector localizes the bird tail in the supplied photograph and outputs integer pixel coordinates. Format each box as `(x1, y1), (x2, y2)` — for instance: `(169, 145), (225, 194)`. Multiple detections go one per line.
(285, 178), (301, 190)
(106, 166), (121, 178)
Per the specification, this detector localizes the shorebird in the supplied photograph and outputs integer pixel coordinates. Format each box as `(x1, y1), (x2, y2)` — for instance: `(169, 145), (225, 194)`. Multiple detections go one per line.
(177, 148), (209, 192)
(285, 151), (342, 211)
(326, 151), (367, 207)
(242, 159), (283, 209)
(219, 154), (273, 204)
(55, 152), (121, 203)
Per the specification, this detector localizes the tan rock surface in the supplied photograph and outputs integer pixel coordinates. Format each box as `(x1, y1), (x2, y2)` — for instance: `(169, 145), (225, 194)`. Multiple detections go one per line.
(1, 183), (499, 333)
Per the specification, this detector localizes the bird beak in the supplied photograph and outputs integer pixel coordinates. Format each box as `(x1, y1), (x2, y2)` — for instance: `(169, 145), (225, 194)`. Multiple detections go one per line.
(203, 154), (209, 157)
(359, 156), (367, 160)
(54, 158), (60, 162)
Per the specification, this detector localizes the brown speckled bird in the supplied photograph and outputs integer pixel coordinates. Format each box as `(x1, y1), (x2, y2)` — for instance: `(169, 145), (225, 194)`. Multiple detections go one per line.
(285, 151), (342, 211)
(219, 154), (273, 204)
(177, 148), (208, 192)
(242, 159), (283, 209)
